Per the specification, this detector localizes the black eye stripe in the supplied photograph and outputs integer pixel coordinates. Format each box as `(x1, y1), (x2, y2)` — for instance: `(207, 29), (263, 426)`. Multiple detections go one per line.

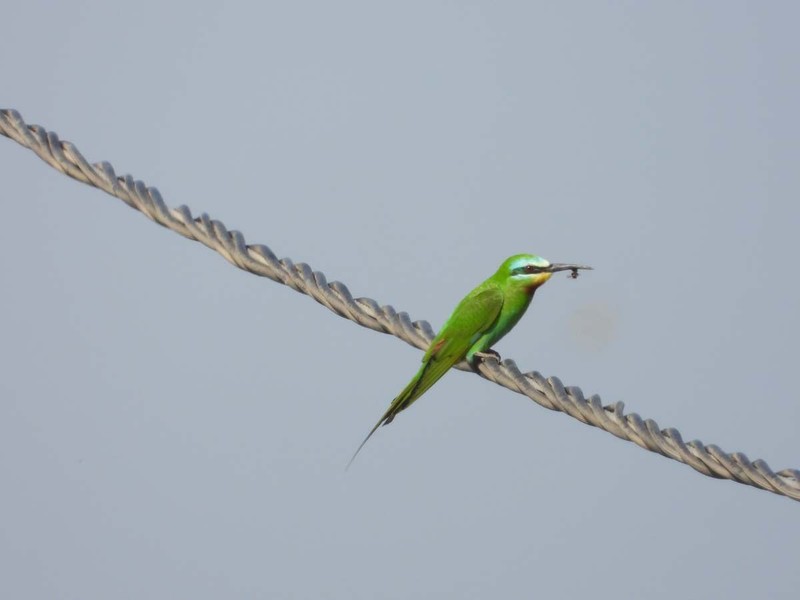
(513, 265), (545, 275)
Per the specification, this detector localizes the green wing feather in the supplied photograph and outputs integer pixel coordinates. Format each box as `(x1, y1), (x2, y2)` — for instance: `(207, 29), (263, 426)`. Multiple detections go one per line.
(347, 286), (504, 468)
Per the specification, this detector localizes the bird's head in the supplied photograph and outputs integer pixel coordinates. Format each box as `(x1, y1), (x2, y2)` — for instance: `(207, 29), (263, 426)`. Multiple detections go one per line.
(499, 254), (592, 292)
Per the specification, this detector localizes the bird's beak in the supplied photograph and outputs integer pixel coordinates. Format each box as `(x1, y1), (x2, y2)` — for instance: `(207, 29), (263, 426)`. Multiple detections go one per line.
(546, 263), (593, 273)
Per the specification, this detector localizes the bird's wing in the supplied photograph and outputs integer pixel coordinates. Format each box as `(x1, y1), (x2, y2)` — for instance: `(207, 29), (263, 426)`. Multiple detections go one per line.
(347, 286), (503, 468)
(424, 285), (505, 363)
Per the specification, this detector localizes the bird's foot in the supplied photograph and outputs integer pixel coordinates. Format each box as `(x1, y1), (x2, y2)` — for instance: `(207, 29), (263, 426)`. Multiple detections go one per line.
(470, 350), (501, 369)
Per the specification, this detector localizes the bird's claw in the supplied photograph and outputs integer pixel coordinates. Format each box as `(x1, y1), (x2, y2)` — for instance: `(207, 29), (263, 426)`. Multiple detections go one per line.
(470, 350), (501, 369)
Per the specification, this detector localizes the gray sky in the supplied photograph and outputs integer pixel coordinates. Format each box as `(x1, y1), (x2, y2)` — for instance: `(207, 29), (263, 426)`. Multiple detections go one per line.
(2, 2), (799, 598)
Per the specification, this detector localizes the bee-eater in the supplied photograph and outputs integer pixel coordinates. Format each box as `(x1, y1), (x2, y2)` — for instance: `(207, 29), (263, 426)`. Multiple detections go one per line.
(348, 253), (591, 467)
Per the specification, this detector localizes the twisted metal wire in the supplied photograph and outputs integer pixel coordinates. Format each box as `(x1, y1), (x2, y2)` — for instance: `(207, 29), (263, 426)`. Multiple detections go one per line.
(2, 108), (798, 502)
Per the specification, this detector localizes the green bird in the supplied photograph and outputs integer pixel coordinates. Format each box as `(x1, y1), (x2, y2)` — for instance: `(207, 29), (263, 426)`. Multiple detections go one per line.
(348, 253), (591, 467)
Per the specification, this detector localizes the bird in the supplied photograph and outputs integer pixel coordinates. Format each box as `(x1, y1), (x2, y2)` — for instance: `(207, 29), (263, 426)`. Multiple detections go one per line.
(347, 253), (591, 467)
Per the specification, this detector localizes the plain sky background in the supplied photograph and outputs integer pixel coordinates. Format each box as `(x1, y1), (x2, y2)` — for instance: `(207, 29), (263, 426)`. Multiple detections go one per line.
(1, 2), (798, 598)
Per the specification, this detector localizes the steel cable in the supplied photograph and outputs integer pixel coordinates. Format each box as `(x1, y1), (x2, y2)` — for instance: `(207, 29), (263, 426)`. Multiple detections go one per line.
(2, 108), (797, 501)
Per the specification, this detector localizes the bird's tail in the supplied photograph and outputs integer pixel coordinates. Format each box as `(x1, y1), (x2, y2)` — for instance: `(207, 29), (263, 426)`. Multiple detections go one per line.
(346, 361), (433, 469)
(346, 417), (387, 471)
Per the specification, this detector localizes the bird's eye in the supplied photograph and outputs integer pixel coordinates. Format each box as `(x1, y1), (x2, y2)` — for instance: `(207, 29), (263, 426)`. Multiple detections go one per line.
(524, 265), (538, 274)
